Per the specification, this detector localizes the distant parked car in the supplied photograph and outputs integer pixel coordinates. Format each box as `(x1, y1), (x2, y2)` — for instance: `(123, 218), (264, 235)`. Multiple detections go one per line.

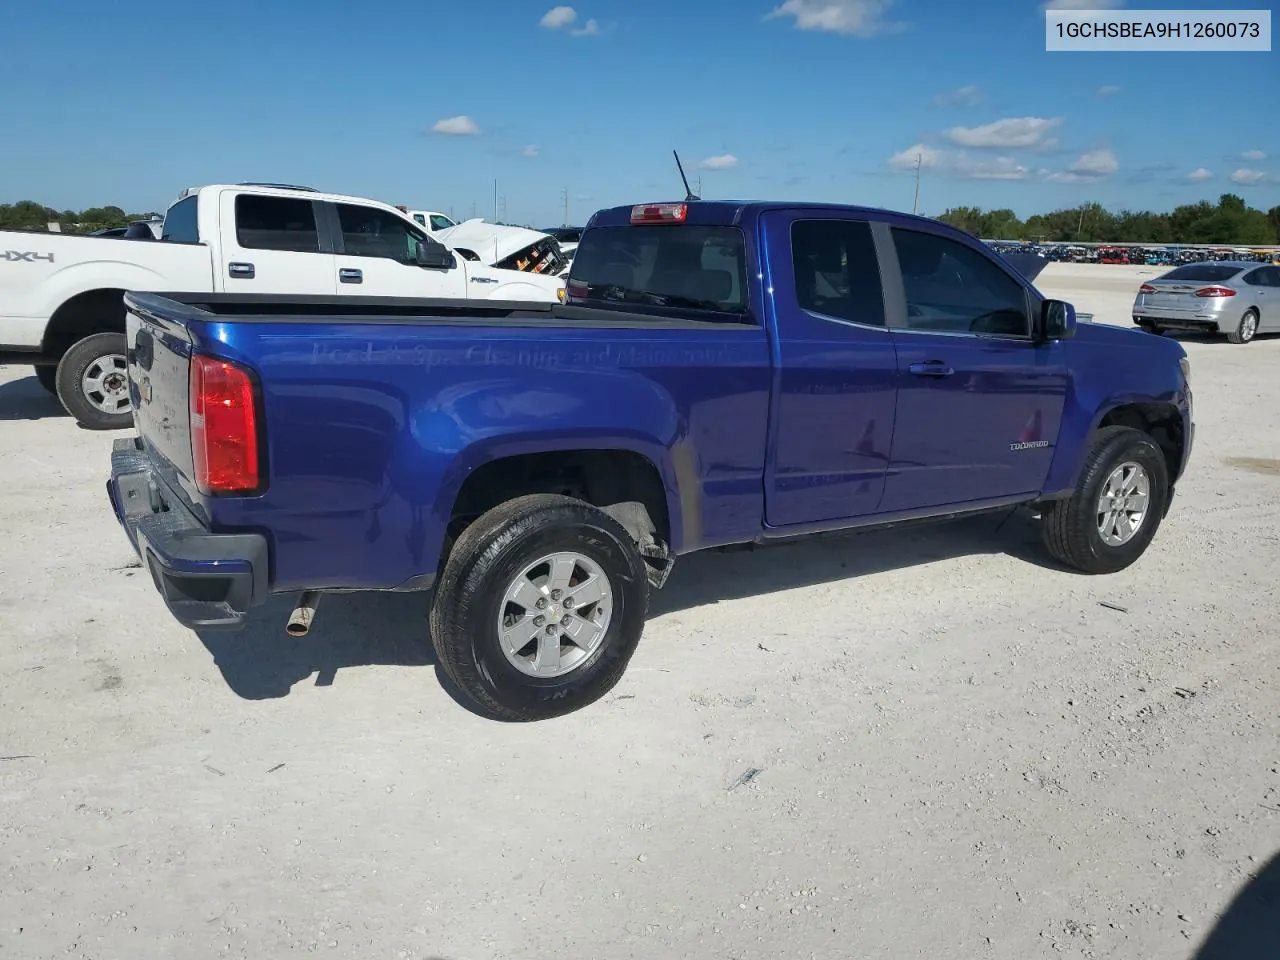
(1133, 261), (1279, 343)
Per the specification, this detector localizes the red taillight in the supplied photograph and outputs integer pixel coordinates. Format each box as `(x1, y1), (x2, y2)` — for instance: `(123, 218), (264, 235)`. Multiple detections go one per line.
(190, 354), (261, 495)
(630, 203), (688, 224)
(1194, 286), (1236, 298)
(1139, 283), (1156, 294)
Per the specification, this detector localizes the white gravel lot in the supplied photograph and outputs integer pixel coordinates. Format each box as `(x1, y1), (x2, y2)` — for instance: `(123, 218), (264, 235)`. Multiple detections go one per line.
(1, 264), (1278, 960)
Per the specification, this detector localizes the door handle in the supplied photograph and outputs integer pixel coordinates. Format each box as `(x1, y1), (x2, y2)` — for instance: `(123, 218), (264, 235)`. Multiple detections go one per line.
(339, 268), (363, 284)
(908, 360), (954, 377)
(228, 262), (255, 279)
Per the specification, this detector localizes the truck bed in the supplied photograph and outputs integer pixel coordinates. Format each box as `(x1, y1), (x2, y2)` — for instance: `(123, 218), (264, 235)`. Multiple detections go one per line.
(126, 290), (755, 328)
(122, 291), (771, 598)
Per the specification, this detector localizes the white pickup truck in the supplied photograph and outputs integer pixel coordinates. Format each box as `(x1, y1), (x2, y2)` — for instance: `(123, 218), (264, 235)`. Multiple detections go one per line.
(0, 182), (567, 429)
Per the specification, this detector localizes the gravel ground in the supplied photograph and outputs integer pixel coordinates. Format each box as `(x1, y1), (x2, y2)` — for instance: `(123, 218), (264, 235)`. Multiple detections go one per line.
(1, 264), (1278, 960)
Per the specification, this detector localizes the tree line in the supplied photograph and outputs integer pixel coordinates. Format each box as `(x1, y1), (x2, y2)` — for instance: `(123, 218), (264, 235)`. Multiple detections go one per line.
(0, 200), (160, 234)
(937, 194), (1280, 246)
(5, 191), (1280, 245)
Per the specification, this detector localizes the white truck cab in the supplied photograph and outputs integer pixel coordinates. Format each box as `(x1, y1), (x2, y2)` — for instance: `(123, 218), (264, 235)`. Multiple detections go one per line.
(0, 182), (566, 429)
(405, 209), (458, 233)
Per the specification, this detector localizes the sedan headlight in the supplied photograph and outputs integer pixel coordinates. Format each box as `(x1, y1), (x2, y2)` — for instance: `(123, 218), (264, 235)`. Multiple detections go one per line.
(1179, 355), (1191, 386)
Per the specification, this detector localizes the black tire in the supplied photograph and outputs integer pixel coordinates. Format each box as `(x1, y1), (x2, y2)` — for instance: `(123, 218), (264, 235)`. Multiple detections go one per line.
(34, 365), (57, 395)
(1041, 425), (1170, 575)
(1226, 308), (1259, 345)
(53, 332), (132, 430)
(429, 494), (650, 721)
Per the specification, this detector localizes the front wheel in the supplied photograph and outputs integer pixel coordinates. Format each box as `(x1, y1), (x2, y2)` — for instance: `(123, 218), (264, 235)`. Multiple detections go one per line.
(54, 332), (133, 430)
(1041, 426), (1170, 574)
(429, 494), (650, 721)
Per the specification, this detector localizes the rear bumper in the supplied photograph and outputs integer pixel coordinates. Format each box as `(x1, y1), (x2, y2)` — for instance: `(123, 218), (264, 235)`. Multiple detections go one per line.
(1133, 314), (1222, 333)
(107, 437), (268, 630)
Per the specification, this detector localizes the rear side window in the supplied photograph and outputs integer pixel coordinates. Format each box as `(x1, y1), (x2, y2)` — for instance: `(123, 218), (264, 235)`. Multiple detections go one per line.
(1161, 264), (1242, 282)
(161, 197), (199, 243)
(569, 225), (748, 314)
(430, 214), (455, 231)
(790, 219), (885, 327)
(235, 195), (320, 252)
(335, 203), (424, 262)
(892, 228), (1030, 337)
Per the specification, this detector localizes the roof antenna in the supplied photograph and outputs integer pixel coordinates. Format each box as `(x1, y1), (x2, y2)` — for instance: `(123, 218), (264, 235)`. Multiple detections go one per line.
(673, 150), (700, 201)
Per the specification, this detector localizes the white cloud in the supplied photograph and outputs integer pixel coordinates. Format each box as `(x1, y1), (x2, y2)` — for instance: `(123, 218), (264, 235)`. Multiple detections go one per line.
(540, 6), (577, 28)
(1187, 167), (1213, 181)
(1072, 148), (1118, 176)
(946, 117), (1061, 149)
(431, 115), (480, 136)
(766, 0), (904, 37)
(886, 145), (1027, 180)
(1231, 168), (1267, 185)
(887, 144), (945, 172)
(1044, 149), (1119, 182)
(1241, 149), (1266, 161)
(571, 17), (600, 36)
(954, 155), (1029, 180)
(521, 145), (540, 158)
(932, 84), (983, 107)
(1044, 0), (1124, 9)
(699, 154), (739, 170)
(1096, 84), (1121, 96)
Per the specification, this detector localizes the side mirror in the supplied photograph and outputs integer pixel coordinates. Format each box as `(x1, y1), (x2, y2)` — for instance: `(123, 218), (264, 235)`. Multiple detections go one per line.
(1039, 299), (1077, 341)
(415, 238), (455, 270)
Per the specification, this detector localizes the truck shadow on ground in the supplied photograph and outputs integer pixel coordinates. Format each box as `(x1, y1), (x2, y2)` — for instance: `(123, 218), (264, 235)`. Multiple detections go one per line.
(196, 508), (1059, 704)
(651, 508), (1057, 617)
(196, 591), (437, 701)
(0, 371), (66, 422)
(1192, 849), (1280, 959)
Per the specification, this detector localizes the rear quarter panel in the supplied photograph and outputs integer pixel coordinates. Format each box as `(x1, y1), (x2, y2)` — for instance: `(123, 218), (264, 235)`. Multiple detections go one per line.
(198, 320), (771, 593)
(0, 232), (212, 347)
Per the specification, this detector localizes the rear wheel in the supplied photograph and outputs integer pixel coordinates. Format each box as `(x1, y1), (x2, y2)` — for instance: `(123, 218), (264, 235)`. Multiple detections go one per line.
(54, 332), (133, 430)
(34, 365), (57, 395)
(1226, 309), (1259, 345)
(429, 494), (650, 721)
(1041, 426), (1169, 574)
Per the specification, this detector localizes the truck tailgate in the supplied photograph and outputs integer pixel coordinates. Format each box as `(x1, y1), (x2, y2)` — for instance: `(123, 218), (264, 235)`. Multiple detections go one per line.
(126, 301), (196, 486)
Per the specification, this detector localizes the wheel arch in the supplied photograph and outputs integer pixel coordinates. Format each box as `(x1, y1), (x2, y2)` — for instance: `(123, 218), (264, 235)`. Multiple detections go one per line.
(1045, 399), (1186, 500)
(432, 435), (688, 566)
(41, 287), (129, 358)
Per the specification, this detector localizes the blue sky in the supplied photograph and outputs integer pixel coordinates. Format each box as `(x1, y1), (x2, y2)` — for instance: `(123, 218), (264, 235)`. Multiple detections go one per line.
(1, 0), (1275, 224)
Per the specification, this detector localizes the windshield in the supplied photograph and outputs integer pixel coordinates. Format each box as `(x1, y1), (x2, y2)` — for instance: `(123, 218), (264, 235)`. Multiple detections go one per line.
(567, 224), (748, 314)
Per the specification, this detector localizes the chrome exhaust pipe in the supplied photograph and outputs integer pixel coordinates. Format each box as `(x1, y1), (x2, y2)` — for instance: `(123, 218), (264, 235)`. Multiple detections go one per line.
(286, 591), (322, 637)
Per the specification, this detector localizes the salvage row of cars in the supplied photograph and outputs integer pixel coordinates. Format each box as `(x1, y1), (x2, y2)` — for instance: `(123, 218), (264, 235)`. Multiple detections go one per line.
(987, 240), (1280, 266)
(0, 182), (579, 428)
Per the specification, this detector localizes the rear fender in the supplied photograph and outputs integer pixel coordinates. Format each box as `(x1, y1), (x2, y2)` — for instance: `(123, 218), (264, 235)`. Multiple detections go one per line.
(431, 430), (686, 548)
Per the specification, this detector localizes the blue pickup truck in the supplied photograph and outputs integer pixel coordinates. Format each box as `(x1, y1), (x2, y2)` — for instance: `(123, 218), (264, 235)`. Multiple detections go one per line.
(108, 200), (1194, 720)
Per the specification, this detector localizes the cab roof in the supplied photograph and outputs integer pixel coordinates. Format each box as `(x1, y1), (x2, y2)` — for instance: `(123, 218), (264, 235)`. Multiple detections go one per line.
(585, 199), (949, 232)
